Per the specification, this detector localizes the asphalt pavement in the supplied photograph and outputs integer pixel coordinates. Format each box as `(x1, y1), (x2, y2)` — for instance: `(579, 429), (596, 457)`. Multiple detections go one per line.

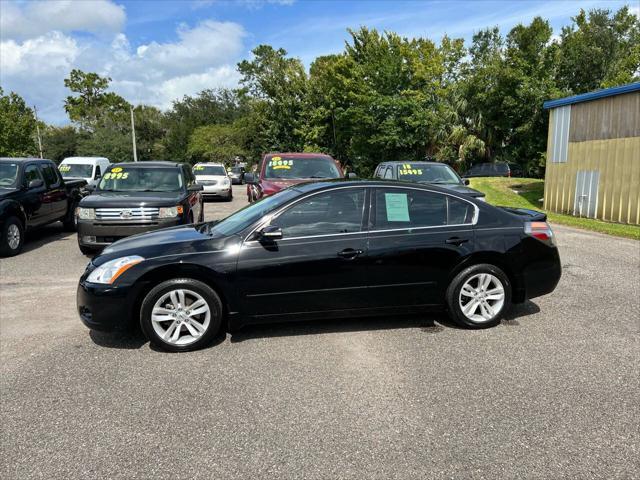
(1, 192), (639, 479)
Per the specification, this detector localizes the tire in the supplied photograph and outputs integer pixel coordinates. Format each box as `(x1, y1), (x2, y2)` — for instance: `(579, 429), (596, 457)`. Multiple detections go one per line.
(446, 263), (511, 328)
(0, 216), (24, 257)
(140, 278), (223, 352)
(225, 191), (233, 202)
(198, 203), (204, 222)
(63, 200), (79, 231)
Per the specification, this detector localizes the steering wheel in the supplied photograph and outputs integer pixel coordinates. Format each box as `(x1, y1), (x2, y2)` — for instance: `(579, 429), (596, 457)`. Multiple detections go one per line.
(0, 178), (14, 186)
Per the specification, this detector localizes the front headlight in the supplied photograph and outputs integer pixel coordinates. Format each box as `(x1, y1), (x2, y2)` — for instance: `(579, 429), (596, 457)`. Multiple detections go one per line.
(222, 177), (230, 186)
(77, 207), (95, 219)
(158, 206), (183, 218)
(87, 256), (144, 284)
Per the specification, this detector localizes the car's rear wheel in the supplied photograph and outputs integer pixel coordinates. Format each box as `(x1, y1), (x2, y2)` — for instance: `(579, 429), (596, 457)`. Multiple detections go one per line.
(140, 278), (222, 352)
(446, 264), (511, 328)
(0, 216), (24, 257)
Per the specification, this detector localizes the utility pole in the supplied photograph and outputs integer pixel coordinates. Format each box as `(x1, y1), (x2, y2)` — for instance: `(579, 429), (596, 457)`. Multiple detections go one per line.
(130, 105), (138, 162)
(34, 106), (44, 159)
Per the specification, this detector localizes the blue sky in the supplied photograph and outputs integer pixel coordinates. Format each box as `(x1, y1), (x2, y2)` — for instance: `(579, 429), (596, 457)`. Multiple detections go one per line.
(1, 0), (635, 123)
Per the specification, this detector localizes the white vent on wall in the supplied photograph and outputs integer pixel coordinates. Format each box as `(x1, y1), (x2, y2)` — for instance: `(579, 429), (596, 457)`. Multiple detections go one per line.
(550, 105), (571, 163)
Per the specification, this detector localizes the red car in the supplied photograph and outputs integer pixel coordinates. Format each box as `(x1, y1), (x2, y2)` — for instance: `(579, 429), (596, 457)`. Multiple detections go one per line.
(246, 153), (346, 202)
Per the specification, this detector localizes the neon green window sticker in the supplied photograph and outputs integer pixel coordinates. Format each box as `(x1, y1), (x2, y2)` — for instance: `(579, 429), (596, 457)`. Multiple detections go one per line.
(58, 165), (71, 172)
(385, 193), (410, 222)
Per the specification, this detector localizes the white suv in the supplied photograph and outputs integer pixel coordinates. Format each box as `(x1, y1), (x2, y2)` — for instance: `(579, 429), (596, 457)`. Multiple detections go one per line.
(193, 163), (232, 201)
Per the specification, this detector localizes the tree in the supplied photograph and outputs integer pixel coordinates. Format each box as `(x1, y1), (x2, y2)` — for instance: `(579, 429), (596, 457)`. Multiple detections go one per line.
(187, 122), (246, 163)
(556, 7), (640, 93)
(237, 45), (308, 152)
(163, 89), (247, 162)
(42, 126), (79, 163)
(0, 88), (37, 157)
(64, 69), (130, 130)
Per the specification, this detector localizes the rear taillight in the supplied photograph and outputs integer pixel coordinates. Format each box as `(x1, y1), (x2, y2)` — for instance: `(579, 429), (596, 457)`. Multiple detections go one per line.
(525, 221), (556, 246)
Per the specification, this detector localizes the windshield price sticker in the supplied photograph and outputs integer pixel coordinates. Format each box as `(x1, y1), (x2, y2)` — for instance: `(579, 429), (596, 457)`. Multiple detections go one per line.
(269, 158), (294, 170)
(385, 192), (410, 222)
(104, 171), (129, 180)
(193, 165), (205, 171)
(399, 164), (422, 175)
(58, 165), (71, 172)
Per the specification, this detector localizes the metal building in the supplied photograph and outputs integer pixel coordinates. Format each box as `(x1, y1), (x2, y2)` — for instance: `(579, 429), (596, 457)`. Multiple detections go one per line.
(542, 82), (640, 225)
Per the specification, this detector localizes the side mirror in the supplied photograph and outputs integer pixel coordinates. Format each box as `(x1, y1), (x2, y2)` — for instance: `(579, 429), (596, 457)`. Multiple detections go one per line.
(347, 172), (358, 179)
(189, 184), (204, 192)
(259, 225), (283, 241)
(94, 173), (101, 180)
(85, 184), (96, 192)
(464, 179), (470, 185)
(28, 179), (44, 189)
(244, 173), (256, 184)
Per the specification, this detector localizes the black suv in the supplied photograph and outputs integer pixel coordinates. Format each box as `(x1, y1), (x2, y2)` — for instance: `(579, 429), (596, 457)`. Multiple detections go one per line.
(374, 161), (485, 200)
(463, 162), (512, 178)
(76, 162), (204, 254)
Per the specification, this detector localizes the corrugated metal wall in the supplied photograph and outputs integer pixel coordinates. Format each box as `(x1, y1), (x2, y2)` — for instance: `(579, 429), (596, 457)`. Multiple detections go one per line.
(544, 91), (640, 225)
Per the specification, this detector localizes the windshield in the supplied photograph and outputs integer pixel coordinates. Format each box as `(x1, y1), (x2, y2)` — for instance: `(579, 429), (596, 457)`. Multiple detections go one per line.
(0, 162), (19, 188)
(211, 188), (299, 236)
(59, 163), (93, 178)
(194, 165), (226, 176)
(397, 163), (462, 185)
(264, 156), (341, 180)
(231, 167), (243, 173)
(98, 167), (183, 192)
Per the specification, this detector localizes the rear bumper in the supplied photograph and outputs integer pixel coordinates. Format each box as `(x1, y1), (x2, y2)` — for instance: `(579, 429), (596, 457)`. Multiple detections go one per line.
(517, 248), (562, 302)
(77, 218), (182, 247)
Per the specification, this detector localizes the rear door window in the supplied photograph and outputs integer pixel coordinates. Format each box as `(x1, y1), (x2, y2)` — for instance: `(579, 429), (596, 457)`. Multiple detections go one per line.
(41, 164), (60, 187)
(373, 188), (474, 230)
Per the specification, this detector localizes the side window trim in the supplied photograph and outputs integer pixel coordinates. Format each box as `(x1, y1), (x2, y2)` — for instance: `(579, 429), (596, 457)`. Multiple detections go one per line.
(24, 163), (44, 187)
(370, 186), (479, 232)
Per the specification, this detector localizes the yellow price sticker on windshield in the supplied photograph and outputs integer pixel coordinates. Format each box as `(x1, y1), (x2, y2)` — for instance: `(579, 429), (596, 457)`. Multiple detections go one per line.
(59, 165), (71, 172)
(104, 172), (129, 180)
(399, 168), (422, 175)
(272, 156), (282, 161)
(193, 165), (205, 171)
(111, 167), (123, 173)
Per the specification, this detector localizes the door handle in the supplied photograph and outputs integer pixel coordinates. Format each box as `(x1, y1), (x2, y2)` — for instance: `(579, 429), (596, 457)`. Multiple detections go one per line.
(337, 248), (363, 259)
(445, 237), (469, 246)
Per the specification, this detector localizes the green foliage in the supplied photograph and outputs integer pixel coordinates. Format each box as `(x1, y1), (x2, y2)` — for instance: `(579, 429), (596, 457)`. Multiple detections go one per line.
(0, 88), (37, 157)
(42, 126), (79, 163)
(64, 69), (130, 130)
(555, 7), (640, 93)
(163, 89), (247, 162)
(187, 122), (246, 163)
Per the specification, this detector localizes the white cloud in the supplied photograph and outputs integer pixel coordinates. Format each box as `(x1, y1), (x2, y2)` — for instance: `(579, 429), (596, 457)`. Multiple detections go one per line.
(0, 0), (125, 39)
(0, 17), (246, 123)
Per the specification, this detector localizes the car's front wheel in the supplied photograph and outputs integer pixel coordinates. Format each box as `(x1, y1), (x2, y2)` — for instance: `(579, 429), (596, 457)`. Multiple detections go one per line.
(0, 216), (24, 257)
(140, 278), (223, 352)
(446, 264), (511, 328)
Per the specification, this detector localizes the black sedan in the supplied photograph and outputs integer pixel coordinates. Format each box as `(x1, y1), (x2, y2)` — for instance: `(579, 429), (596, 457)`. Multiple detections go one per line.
(77, 180), (561, 352)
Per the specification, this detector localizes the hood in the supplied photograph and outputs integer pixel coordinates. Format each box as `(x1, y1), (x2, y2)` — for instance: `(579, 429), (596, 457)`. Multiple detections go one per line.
(96, 222), (233, 264)
(79, 190), (184, 208)
(195, 175), (228, 181)
(260, 178), (314, 195)
(428, 183), (485, 198)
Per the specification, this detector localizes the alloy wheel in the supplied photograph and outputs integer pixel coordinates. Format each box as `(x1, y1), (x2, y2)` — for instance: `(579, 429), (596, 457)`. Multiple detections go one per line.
(7, 224), (20, 250)
(458, 273), (505, 323)
(151, 289), (211, 346)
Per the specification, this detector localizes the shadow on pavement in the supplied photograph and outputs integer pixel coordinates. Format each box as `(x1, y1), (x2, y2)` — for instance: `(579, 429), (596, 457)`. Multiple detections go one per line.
(89, 330), (147, 350)
(502, 300), (540, 326)
(230, 314), (448, 343)
(22, 222), (76, 254)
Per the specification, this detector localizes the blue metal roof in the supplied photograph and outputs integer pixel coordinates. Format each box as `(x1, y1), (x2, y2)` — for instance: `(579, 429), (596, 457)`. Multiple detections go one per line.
(543, 82), (640, 109)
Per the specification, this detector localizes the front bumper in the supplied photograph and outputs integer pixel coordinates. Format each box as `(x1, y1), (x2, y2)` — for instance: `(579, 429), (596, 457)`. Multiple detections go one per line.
(77, 218), (182, 247)
(77, 279), (142, 332)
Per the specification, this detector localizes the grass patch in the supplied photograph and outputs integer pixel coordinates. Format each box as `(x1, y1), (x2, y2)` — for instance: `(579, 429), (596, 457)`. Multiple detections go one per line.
(469, 177), (640, 240)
